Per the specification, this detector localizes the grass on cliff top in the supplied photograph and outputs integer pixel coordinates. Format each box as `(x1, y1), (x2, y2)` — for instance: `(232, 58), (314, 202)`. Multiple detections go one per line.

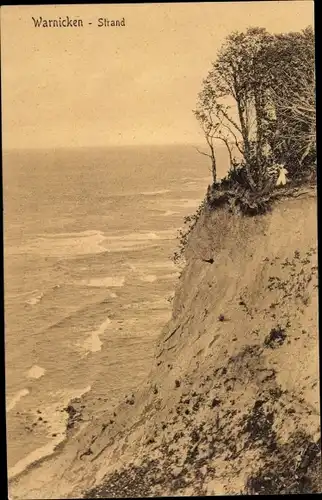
(207, 164), (316, 216)
(172, 164), (316, 265)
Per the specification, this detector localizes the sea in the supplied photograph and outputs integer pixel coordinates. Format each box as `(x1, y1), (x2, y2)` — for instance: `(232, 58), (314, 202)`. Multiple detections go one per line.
(3, 144), (229, 477)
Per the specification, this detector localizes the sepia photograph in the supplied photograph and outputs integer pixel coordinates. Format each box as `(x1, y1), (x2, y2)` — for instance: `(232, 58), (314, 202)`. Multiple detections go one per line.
(1, 1), (320, 498)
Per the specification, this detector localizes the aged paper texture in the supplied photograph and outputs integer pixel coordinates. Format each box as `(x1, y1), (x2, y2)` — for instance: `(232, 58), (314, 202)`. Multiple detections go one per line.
(2, 2), (320, 498)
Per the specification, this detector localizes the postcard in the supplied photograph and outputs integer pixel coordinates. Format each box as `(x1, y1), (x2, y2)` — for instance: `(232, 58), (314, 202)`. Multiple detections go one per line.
(2, 1), (319, 498)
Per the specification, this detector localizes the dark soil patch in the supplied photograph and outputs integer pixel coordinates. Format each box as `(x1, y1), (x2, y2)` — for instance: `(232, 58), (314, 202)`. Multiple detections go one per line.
(243, 399), (277, 450)
(245, 433), (321, 495)
(264, 326), (287, 349)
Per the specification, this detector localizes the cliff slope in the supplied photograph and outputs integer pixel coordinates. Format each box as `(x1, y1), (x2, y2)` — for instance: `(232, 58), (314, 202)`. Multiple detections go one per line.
(10, 188), (321, 498)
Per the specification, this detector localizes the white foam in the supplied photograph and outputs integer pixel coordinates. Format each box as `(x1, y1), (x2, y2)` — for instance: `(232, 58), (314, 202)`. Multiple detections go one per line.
(103, 241), (158, 252)
(184, 181), (199, 187)
(174, 198), (203, 208)
(82, 276), (125, 288)
(159, 273), (180, 280)
(8, 435), (64, 481)
(140, 275), (157, 283)
(26, 292), (44, 306)
(139, 272), (177, 284)
(7, 389), (30, 412)
(108, 232), (160, 241)
(124, 262), (138, 272)
(81, 317), (112, 356)
(161, 210), (180, 217)
(6, 290), (36, 299)
(124, 260), (177, 284)
(26, 365), (46, 380)
(148, 261), (177, 270)
(141, 189), (170, 196)
(52, 385), (92, 402)
(13, 230), (108, 257)
(40, 230), (102, 239)
(8, 385), (92, 480)
(97, 229), (177, 253)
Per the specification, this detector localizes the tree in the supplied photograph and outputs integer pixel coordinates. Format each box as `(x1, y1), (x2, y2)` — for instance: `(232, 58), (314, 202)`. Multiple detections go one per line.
(267, 26), (316, 178)
(195, 27), (275, 190)
(195, 26), (316, 190)
(194, 81), (235, 184)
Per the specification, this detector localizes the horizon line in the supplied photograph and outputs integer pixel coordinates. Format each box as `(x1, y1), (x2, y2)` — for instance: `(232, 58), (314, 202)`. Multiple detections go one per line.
(2, 142), (221, 152)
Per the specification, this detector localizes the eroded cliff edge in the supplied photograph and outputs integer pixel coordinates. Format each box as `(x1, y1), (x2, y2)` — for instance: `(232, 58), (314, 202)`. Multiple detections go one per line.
(10, 188), (321, 498)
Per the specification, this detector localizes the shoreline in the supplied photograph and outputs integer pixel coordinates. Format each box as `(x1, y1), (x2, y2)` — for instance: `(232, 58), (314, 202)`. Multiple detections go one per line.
(8, 385), (92, 483)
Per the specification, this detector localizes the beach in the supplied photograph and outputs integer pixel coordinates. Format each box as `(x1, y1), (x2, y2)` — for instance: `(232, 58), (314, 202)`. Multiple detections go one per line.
(4, 144), (229, 477)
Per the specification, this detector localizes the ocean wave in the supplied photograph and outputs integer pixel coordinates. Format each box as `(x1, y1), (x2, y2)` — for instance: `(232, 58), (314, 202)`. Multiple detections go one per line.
(172, 198), (204, 208)
(139, 272), (178, 284)
(102, 229), (177, 252)
(37, 230), (104, 239)
(10, 229), (177, 259)
(124, 259), (176, 273)
(26, 365), (46, 380)
(12, 230), (108, 257)
(6, 290), (34, 300)
(25, 291), (45, 306)
(107, 231), (159, 241)
(140, 189), (171, 196)
(123, 259), (178, 283)
(146, 260), (177, 270)
(81, 276), (125, 288)
(7, 389), (30, 412)
(25, 284), (61, 306)
(28, 297), (114, 338)
(140, 275), (157, 283)
(159, 272), (180, 280)
(103, 242), (160, 253)
(8, 385), (92, 480)
(123, 298), (169, 310)
(109, 189), (171, 197)
(160, 210), (180, 217)
(79, 316), (112, 356)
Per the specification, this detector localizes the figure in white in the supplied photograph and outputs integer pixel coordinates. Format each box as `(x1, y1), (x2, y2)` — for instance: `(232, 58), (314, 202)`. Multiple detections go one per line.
(276, 165), (288, 186)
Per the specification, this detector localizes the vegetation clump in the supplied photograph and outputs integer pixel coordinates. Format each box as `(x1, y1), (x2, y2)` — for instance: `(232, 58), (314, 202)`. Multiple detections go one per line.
(264, 326), (287, 349)
(245, 433), (321, 495)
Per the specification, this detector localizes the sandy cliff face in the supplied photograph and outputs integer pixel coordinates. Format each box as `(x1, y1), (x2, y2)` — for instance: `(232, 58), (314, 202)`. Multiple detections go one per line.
(10, 189), (321, 498)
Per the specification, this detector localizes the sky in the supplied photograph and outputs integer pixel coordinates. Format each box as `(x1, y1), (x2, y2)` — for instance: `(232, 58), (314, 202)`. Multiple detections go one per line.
(1, 1), (314, 149)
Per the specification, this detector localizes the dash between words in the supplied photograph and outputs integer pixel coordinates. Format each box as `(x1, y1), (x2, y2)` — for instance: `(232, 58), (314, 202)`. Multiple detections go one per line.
(31, 16), (126, 28)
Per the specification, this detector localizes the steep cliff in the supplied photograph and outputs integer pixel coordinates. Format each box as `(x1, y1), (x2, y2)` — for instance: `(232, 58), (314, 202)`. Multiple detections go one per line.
(10, 187), (321, 498)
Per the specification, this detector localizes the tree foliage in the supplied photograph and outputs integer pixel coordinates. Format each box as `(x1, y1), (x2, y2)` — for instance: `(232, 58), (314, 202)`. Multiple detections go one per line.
(267, 26), (316, 178)
(194, 26), (316, 191)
